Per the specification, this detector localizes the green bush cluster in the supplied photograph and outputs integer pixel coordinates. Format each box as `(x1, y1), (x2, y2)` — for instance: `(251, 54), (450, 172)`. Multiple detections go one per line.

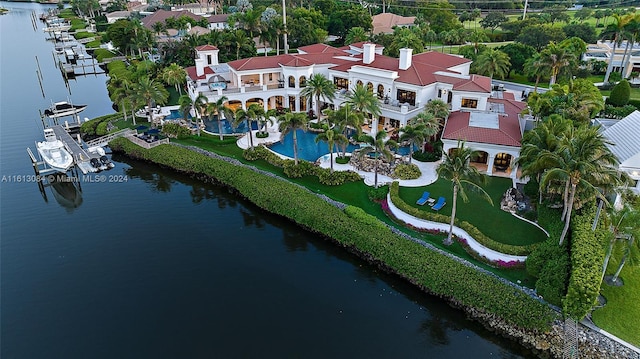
(69, 18), (87, 31)
(80, 113), (122, 137)
(393, 163), (421, 180)
(367, 185), (389, 201)
(243, 146), (361, 186)
(74, 31), (93, 39)
(389, 182), (534, 256)
(607, 79), (631, 107)
(316, 167), (361, 185)
(94, 49), (117, 62)
(109, 137), (558, 331)
(344, 206), (390, 233)
(526, 238), (569, 307)
(162, 123), (192, 139)
(563, 206), (607, 320)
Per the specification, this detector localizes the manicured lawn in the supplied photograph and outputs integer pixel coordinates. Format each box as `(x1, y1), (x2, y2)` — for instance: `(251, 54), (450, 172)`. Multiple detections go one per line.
(592, 261), (640, 346)
(398, 177), (548, 246)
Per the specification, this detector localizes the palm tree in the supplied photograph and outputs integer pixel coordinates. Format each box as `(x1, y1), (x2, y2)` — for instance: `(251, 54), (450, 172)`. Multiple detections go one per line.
(315, 129), (346, 172)
(601, 14), (629, 83)
(325, 106), (364, 157)
(345, 83), (381, 133)
(475, 48), (511, 80)
(516, 115), (572, 204)
(205, 95), (229, 140)
(192, 93), (208, 136)
(467, 29), (489, 54)
(277, 112), (309, 165)
(358, 130), (397, 188)
(600, 205), (639, 284)
(107, 73), (134, 124)
(538, 42), (576, 87)
(399, 123), (426, 163)
(178, 94), (193, 123)
(300, 74), (336, 124)
(232, 107), (255, 150)
(524, 54), (551, 92)
(135, 76), (169, 126)
(345, 27), (368, 45)
(437, 141), (493, 245)
(609, 224), (639, 284)
(231, 29), (251, 60)
(620, 15), (640, 77)
(540, 126), (624, 245)
(411, 111), (442, 152)
(424, 29), (438, 51)
(161, 63), (187, 96)
(424, 99), (450, 122)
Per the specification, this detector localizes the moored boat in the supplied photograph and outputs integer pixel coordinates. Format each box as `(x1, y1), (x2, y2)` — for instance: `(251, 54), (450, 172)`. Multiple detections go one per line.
(36, 129), (74, 173)
(44, 101), (87, 119)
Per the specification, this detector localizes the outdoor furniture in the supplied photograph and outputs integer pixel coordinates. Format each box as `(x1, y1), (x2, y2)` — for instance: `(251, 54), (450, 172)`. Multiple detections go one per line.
(427, 198), (436, 206)
(416, 191), (431, 206)
(431, 197), (446, 211)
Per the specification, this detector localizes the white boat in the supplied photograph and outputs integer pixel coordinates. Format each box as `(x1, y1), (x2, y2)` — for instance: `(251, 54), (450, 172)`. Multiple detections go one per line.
(37, 129), (74, 173)
(44, 101), (87, 119)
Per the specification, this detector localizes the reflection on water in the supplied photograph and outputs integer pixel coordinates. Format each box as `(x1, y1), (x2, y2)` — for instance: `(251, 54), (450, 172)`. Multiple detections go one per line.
(37, 172), (84, 212)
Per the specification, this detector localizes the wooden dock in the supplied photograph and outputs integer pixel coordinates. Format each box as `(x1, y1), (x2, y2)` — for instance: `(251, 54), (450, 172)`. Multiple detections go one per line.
(50, 125), (99, 174)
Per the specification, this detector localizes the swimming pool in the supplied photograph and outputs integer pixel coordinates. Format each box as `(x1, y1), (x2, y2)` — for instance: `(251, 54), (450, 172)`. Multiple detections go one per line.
(164, 109), (191, 120)
(203, 117), (258, 134)
(268, 129), (361, 162)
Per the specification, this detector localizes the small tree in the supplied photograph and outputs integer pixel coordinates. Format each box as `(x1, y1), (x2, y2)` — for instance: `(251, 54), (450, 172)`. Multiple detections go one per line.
(608, 79), (631, 106)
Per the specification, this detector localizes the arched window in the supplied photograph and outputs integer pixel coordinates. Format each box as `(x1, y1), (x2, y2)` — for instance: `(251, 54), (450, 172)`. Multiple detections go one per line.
(299, 76), (307, 87)
(377, 84), (385, 99)
(367, 82), (374, 94)
(288, 76), (295, 88)
(356, 80), (363, 87)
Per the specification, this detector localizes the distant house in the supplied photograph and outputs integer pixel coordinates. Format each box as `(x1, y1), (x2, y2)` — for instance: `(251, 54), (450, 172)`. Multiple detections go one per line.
(206, 13), (231, 31)
(106, 11), (131, 24)
(140, 9), (204, 31)
(372, 13), (416, 35)
(602, 110), (640, 196)
(583, 41), (640, 79)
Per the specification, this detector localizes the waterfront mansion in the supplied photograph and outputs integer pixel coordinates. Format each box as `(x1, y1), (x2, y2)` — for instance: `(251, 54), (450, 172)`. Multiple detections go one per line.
(185, 42), (528, 181)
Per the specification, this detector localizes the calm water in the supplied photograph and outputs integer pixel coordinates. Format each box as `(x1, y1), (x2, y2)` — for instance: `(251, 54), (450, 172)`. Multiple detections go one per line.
(0, 3), (535, 358)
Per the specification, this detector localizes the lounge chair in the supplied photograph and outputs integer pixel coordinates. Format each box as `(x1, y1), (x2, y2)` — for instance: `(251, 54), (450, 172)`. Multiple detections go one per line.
(432, 197), (446, 211)
(416, 191), (431, 206)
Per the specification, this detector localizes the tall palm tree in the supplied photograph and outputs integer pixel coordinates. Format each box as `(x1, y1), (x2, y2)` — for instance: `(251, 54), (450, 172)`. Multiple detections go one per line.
(232, 106), (255, 150)
(424, 29), (438, 51)
(107, 73), (134, 124)
(205, 95), (229, 140)
(178, 94), (193, 123)
(540, 126), (624, 245)
(437, 141), (493, 245)
(358, 130), (397, 188)
(300, 74), (335, 123)
(345, 83), (381, 133)
(399, 123), (426, 163)
(192, 93), (208, 136)
(538, 42), (576, 87)
(601, 14), (629, 83)
(600, 205), (639, 284)
(135, 76), (169, 125)
(475, 48), (511, 80)
(424, 99), (450, 122)
(620, 15), (640, 77)
(315, 129), (346, 172)
(231, 29), (251, 60)
(516, 115), (572, 204)
(161, 63), (187, 96)
(277, 112), (309, 165)
(325, 106), (364, 157)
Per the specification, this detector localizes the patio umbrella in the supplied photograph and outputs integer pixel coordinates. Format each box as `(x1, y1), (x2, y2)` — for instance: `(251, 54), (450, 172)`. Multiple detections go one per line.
(136, 125), (148, 131)
(147, 128), (160, 135)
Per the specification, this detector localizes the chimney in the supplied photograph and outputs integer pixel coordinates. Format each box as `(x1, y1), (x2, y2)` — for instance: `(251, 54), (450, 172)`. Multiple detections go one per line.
(399, 48), (413, 70)
(363, 43), (376, 64)
(195, 57), (204, 77)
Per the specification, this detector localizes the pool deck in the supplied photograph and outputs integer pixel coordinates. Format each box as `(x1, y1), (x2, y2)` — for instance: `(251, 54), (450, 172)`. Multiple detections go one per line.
(236, 121), (439, 187)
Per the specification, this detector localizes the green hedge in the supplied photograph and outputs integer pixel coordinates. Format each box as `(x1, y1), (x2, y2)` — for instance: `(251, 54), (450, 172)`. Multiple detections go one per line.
(243, 145), (361, 186)
(93, 48), (117, 62)
(80, 113), (123, 137)
(393, 163), (421, 180)
(109, 137), (558, 331)
(563, 206), (607, 320)
(389, 182), (534, 256)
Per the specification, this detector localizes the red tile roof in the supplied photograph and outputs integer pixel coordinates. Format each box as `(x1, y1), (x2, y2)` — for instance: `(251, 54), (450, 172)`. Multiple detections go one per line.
(141, 10), (203, 30)
(298, 43), (339, 54)
(207, 14), (230, 23)
(196, 44), (218, 51)
(412, 51), (470, 69)
(186, 65), (215, 81)
(372, 13), (416, 34)
(453, 75), (492, 93)
(442, 110), (522, 147)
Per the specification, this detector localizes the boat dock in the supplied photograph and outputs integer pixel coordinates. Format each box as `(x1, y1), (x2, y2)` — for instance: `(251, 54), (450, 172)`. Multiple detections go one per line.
(49, 125), (99, 174)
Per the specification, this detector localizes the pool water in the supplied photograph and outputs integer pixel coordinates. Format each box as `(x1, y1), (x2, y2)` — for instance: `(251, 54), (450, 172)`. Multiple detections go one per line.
(269, 129), (361, 162)
(203, 117), (258, 134)
(164, 109), (192, 120)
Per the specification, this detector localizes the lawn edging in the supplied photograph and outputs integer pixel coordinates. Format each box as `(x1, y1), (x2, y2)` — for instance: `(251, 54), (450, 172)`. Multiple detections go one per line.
(390, 182), (536, 256)
(386, 192), (528, 263)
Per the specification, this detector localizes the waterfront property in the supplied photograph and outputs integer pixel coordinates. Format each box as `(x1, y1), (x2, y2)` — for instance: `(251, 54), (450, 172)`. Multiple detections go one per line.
(184, 42), (532, 183)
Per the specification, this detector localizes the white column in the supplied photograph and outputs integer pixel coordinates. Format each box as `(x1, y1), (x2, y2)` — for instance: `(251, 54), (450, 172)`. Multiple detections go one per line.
(371, 116), (378, 136)
(486, 154), (495, 176)
(510, 157), (518, 179)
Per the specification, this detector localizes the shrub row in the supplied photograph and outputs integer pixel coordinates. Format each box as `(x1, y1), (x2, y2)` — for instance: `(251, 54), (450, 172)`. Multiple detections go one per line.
(389, 182), (534, 256)
(110, 137), (558, 330)
(80, 113), (123, 137)
(563, 206), (607, 320)
(243, 146), (361, 186)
